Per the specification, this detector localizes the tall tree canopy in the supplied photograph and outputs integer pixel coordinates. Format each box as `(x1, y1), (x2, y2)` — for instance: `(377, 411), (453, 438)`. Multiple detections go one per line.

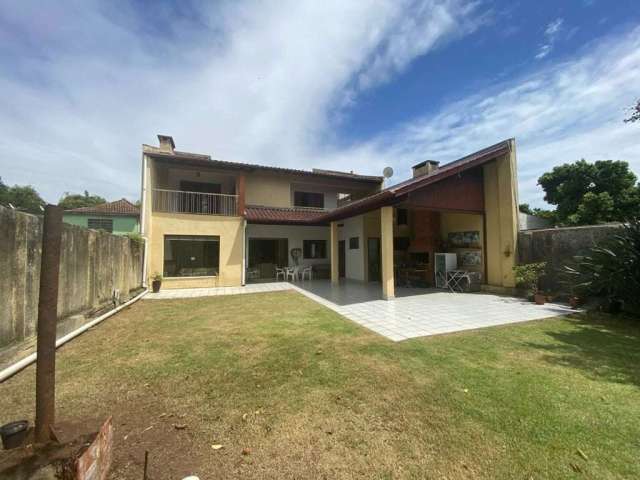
(538, 159), (640, 225)
(0, 177), (46, 214)
(58, 190), (106, 210)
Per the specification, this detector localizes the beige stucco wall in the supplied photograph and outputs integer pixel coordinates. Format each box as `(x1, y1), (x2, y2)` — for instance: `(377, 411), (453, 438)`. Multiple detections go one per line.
(440, 212), (485, 275)
(245, 172), (380, 209)
(148, 213), (244, 289)
(244, 173), (292, 208)
(338, 215), (366, 281)
(482, 144), (519, 288)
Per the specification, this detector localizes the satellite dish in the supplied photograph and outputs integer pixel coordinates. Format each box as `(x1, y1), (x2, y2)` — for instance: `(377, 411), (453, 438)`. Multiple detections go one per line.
(382, 166), (394, 179)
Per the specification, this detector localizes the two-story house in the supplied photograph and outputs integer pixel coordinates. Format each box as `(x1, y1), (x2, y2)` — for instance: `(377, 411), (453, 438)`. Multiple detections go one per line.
(141, 135), (520, 299)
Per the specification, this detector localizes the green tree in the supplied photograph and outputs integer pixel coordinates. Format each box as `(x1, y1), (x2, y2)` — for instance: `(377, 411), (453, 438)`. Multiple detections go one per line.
(519, 202), (557, 224)
(1, 182), (46, 214)
(538, 159), (640, 225)
(0, 177), (8, 205)
(58, 190), (106, 210)
(568, 191), (614, 225)
(519, 203), (533, 215)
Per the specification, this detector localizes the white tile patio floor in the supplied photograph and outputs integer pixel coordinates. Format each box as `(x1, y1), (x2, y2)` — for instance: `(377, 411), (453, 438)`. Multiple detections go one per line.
(144, 279), (575, 342)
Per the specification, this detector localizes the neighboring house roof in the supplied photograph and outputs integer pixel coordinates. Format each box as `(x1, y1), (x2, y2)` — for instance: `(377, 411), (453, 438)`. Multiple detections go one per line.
(245, 205), (328, 225)
(144, 148), (383, 184)
(64, 198), (140, 217)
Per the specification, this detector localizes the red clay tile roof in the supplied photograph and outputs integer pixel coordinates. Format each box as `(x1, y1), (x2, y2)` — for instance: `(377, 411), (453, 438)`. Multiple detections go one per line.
(245, 205), (328, 225)
(145, 150), (383, 184)
(241, 140), (513, 225)
(318, 139), (513, 222)
(64, 198), (140, 216)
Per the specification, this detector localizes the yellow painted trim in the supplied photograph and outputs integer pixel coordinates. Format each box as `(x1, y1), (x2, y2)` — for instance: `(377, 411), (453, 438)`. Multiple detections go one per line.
(482, 142), (519, 288)
(380, 206), (395, 300)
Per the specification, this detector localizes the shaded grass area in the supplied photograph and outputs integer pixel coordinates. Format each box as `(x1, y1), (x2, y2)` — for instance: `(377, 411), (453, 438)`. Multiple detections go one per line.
(1, 291), (639, 479)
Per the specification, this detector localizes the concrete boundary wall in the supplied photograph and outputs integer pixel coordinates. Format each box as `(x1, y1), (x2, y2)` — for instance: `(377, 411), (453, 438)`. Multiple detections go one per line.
(0, 206), (143, 348)
(517, 223), (622, 293)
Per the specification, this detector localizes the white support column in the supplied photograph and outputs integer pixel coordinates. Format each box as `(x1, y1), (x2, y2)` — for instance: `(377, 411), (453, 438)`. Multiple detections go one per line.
(330, 221), (339, 284)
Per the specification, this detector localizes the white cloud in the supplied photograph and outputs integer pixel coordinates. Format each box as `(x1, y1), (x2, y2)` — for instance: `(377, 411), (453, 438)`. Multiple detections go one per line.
(535, 17), (564, 59)
(318, 26), (640, 207)
(0, 2), (638, 211)
(0, 0), (481, 202)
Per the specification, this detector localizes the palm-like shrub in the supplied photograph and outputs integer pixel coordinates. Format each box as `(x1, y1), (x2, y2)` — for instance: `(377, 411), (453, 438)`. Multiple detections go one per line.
(564, 219), (640, 313)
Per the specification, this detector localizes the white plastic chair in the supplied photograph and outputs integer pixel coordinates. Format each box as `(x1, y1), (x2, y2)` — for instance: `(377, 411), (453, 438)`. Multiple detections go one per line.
(275, 266), (286, 281)
(301, 266), (312, 281)
(285, 266), (298, 282)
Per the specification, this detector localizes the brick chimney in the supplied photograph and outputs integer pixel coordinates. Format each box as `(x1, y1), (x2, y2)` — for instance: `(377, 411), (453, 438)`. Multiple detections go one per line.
(412, 160), (439, 178)
(157, 135), (175, 153)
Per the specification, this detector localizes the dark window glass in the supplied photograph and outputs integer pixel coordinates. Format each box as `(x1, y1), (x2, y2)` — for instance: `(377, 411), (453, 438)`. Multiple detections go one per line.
(410, 252), (429, 264)
(179, 181), (221, 194)
(163, 235), (220, 277)
(303, 240), (327, 259)
(394, 236), (410, 251)
(88, 218), (113, 233)
(349, 237), (359, 249)
(294, 191), (324, 208)
(396, 208), (408, 225)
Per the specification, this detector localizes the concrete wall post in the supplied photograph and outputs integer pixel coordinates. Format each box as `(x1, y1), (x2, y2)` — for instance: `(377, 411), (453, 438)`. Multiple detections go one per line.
(35, 205), (63, 442)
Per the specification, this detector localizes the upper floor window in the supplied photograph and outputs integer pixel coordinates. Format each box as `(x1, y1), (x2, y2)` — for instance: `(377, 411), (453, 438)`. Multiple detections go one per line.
(88, 218), (113, 233)
(180, 180), (221, 194)
(294, 191), (324, 209)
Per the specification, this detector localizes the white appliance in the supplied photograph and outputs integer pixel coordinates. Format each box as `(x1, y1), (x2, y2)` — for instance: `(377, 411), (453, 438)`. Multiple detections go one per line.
(434, 253), (457, 288)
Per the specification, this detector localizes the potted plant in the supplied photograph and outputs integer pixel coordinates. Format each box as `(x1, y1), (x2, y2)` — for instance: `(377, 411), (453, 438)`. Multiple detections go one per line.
(151, 272), (162, 293)
(513, 262), (547, 305)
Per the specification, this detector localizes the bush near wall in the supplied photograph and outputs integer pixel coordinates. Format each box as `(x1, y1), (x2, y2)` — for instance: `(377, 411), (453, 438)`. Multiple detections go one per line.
(517, 223), (622, 294)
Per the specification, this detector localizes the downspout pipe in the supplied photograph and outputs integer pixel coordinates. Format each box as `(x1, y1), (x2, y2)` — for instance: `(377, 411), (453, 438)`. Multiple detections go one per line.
(140, 152), (149, 287)
(241, 218), (247, 286)
(0, 289), (148, 383)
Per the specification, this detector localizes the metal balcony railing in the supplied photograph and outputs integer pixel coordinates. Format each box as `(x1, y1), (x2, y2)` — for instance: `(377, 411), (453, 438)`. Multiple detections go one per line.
(152, 189), (238, 216)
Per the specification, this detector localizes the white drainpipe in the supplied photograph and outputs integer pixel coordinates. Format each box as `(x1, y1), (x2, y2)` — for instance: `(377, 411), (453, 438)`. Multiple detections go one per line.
(0, 289), (148, 383)
(140, 153), (149, 287)
(241, 218), (247, 286)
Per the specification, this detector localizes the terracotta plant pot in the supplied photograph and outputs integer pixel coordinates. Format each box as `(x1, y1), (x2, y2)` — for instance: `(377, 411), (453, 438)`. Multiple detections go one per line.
(534, 293), (546, 305)
(152, 280), (161, 293)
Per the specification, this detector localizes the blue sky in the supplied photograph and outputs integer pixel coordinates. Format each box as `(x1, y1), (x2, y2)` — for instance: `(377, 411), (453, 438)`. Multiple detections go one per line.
(0, 0), (639, 206)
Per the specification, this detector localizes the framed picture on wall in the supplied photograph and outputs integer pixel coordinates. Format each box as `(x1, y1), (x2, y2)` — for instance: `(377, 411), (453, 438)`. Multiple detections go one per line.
(457, 249), (482, 267)
(448, 231), (481, 248)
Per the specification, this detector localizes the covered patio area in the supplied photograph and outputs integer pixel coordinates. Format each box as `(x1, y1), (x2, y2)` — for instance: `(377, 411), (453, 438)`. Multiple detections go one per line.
(293, 280), (573, 341)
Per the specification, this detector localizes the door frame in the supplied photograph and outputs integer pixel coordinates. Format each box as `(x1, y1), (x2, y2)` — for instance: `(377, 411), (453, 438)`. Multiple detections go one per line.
(367, 237), (381, 282)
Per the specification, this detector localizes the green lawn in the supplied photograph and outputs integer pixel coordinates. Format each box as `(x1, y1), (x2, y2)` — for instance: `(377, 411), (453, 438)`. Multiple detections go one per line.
(1, 291), (639, 479)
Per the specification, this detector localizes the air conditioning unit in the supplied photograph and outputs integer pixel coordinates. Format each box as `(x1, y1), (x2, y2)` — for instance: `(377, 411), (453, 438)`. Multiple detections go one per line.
(434, 253), (457, 288)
